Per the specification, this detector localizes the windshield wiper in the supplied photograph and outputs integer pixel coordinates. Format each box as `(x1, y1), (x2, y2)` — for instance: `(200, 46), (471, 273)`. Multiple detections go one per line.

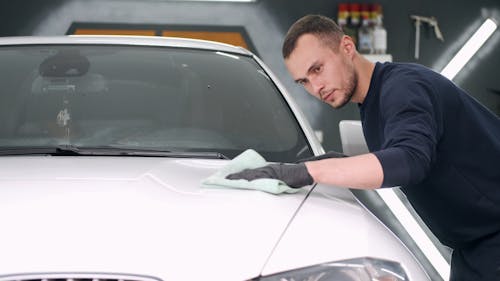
(0, 146), (229, 159)
(0, 146), (79, 156)
(73, 146), (230, 159)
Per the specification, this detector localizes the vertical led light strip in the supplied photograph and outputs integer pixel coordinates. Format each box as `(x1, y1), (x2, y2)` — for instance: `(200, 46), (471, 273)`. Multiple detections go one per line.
(441, 18), (498, 80)
(377, 189), (450, 281)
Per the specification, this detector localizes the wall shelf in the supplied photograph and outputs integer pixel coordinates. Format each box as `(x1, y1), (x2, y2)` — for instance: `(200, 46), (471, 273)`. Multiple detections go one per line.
(363, 54), (393, 63)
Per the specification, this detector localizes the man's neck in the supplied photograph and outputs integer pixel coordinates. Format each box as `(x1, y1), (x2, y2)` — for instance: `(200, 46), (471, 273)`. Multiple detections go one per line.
(351, 53), (375, 104)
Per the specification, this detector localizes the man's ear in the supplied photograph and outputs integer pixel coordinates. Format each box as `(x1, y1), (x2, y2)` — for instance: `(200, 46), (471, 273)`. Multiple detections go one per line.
(340, 35), (356, 57)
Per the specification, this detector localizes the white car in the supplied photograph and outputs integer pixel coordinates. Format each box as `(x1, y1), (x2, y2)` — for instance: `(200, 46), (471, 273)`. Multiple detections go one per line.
(0, 36), (431, 281)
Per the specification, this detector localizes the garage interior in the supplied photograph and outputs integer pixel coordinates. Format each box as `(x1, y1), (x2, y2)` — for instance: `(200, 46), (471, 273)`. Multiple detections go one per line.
(1, 0), (499, 153)
(1, 1), (499, 280)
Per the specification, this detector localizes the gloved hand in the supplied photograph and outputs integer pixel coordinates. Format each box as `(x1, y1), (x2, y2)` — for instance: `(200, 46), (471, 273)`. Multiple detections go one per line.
(225, 163), (313, 188)
(295, 151), (345, 163)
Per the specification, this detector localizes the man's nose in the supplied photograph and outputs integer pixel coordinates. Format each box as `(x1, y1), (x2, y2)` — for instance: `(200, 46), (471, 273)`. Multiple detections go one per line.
(310, 77), (324, 98)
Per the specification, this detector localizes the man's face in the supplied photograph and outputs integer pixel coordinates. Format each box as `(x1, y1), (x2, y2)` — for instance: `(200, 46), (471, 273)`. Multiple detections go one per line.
(285, 34), (357, 109)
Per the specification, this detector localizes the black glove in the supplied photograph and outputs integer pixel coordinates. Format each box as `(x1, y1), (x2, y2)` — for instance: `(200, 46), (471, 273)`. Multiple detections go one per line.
(225, 163), (313, 188)
(295, 151), (346, 163)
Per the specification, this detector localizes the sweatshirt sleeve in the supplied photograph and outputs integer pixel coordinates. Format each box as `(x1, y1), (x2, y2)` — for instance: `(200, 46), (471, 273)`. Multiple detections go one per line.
(374, 78), (440, 188)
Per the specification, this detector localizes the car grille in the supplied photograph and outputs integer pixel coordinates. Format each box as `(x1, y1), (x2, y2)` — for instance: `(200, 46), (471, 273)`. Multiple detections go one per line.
(0, 273), (162, 281)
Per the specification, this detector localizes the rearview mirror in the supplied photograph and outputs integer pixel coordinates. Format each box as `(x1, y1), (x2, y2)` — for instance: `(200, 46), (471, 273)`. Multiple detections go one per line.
(39, 49), (90, 77)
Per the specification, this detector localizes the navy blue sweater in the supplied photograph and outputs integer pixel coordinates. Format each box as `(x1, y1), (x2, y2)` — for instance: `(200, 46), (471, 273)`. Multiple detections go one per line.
(359, 62), (500, 248)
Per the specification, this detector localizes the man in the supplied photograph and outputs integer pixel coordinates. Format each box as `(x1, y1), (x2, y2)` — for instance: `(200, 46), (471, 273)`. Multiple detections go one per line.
(227, 15), (500, 280)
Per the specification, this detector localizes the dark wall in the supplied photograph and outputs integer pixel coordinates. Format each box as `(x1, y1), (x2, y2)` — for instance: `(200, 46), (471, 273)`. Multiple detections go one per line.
(0, 1), (64, 36)
(1, 0), (499, 152)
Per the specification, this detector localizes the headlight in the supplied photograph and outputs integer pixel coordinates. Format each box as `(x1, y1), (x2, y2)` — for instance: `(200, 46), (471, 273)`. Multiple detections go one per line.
(253, 257), (409, 281)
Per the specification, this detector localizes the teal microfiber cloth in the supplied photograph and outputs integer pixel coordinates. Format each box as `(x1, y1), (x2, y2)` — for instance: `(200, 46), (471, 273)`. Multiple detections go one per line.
(201, 149), (301, 194)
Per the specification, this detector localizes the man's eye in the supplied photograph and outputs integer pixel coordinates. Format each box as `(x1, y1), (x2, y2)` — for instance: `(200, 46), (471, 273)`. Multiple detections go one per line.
(314, 66), (322, 73)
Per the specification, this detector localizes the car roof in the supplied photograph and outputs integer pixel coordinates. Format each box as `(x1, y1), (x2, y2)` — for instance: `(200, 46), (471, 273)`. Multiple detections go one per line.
(0, 35), (253, 56)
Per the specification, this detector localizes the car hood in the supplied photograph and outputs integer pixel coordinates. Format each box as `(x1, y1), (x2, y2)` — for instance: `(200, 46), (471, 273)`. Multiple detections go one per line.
(0, 156), (311, 281)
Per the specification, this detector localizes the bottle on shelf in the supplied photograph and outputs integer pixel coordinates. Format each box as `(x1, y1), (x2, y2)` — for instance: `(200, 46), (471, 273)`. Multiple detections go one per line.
(346, 3), (360, 47)
(372, 3), (387, 54)
(358, 3), (373, 54)
(337, 3), (349, 30)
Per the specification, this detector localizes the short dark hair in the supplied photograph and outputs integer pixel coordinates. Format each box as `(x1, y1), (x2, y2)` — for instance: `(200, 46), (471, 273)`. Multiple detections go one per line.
(282, 14), (344, 59)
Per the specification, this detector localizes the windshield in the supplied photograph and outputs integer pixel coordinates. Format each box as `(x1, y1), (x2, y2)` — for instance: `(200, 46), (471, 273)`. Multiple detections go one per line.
(0, 44), (313, 162)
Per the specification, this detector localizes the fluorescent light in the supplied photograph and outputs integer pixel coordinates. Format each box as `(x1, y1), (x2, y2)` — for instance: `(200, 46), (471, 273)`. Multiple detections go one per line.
(441, 18), (497, 80)
(377, 189), (450, 280)
(170, 0), (255, 2)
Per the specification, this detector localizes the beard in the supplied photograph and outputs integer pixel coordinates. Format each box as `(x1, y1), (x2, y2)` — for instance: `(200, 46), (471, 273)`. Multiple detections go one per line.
(329, 67), (358, 109)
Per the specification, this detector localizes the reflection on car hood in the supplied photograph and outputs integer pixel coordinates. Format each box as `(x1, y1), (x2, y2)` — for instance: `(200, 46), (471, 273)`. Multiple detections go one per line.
(0, 156), (310, 281)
